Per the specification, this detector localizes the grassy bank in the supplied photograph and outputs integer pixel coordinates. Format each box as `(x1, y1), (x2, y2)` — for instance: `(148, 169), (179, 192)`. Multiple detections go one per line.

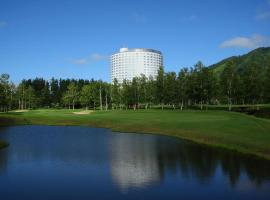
(0, 109), (270, 159)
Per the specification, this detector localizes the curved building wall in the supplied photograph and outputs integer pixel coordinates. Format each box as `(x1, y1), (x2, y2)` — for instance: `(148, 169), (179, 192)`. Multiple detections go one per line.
(110, 48), (163, 83)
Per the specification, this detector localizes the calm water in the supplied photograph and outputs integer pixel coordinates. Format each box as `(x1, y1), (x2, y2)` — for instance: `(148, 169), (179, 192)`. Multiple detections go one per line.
(0, 126), (270, 200)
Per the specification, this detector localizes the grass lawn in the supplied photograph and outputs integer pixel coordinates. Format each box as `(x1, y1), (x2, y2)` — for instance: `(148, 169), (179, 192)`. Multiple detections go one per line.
(0, 109), (270, 159)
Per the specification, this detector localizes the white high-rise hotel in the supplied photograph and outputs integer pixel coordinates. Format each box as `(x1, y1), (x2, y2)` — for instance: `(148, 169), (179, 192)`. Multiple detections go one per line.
(110, 48), (163, 83)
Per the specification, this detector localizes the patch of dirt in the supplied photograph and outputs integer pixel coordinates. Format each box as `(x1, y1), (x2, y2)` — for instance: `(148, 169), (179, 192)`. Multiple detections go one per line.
(72, 110), (93, 115)
(12, 110), (29, 113)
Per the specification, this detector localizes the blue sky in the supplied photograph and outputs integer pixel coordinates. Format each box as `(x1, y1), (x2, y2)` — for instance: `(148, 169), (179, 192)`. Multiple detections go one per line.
(0, 0), (270, 83)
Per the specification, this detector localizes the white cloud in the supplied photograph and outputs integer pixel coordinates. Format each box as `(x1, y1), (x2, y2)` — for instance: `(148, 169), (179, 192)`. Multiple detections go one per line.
(220, 34), (270, 49)
(72, 53), (107, 65)
(73, 59), (88, 65)
(0, 21), (7, 28)
(90, 53), (108, 61)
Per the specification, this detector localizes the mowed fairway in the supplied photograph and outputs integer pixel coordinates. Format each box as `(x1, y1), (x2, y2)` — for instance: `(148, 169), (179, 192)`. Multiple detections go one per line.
(1, 109), (270, 159)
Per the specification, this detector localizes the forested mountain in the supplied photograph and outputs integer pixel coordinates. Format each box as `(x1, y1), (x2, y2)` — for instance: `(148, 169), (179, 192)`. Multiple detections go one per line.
(210, 47), (270, 76)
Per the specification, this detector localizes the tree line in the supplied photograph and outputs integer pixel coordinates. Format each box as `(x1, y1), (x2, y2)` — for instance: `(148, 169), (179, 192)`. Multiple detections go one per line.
(1, 60), (270, 112)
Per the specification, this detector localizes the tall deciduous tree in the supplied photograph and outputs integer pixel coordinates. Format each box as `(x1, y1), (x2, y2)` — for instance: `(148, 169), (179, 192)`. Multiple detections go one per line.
(111, 78), (121, 109)
(242, 63), (263, 106)
(177, 68), (188, 110)
(146, 76), (156, 108)
(220, 61), (235, 111)
(264, 65), (270, 103)
(138, 74), (148, 109)
(156, 67), (165, 109)
(0, 74), (10, 112)
(26, 85), (35, 109)
(80, 84), (94, 110)
(63, 82), (79, 110)
(164, 72), (177, 109)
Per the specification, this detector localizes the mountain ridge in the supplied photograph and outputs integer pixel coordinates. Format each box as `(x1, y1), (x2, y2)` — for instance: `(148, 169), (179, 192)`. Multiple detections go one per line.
(209, 47), (270, 75)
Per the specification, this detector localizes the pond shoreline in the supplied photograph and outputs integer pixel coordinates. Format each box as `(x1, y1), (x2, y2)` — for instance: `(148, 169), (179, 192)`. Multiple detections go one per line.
(0, 109), (270, 160)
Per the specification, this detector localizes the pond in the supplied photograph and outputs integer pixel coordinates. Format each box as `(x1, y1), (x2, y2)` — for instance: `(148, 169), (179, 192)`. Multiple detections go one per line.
(0, 126), (270, 200)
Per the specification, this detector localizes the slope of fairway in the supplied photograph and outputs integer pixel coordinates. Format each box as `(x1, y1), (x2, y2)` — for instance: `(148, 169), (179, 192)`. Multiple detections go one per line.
(0, 109), (270, 159)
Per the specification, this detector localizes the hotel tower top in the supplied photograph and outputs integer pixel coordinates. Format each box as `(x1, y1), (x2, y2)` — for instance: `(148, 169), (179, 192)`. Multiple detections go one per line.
(110, 48), (163, 83)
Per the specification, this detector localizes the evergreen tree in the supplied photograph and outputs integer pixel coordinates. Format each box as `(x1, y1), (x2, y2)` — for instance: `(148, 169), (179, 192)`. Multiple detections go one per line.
(177, 68), (188, 110)
(50, 78), (60, 107)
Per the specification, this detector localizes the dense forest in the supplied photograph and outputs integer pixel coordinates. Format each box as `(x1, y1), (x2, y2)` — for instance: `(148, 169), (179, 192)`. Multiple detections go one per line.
(0, 47), (270, 112)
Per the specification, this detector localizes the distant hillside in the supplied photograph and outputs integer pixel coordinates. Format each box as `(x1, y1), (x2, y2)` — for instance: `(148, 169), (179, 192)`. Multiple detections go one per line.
(209, 47), (270, 76)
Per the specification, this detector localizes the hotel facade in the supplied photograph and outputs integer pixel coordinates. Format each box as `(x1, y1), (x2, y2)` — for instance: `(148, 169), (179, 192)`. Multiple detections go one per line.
(110, 48), (163, 83)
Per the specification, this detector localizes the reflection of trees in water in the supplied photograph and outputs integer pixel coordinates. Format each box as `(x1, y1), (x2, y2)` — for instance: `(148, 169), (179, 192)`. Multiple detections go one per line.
(156, 139), (218, 184)
(0, 127), (8, 175)
(110, 133), (270, 190)
(0, 126), (270, 190)
(109, 134), (270, 191)
(155, 138), (270, 187)
(0, 149), (8, 175)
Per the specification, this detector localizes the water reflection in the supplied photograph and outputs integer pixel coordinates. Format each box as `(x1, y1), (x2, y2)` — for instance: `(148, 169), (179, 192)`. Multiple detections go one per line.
(109, 132), (270, 191)
(109, 134), (161, 191)
(0, 126), (269, 199)
(0, 149), (7, 175)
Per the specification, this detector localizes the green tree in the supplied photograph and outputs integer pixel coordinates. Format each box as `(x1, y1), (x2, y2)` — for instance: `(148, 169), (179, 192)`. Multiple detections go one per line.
(264, 64), (270, 103)
(41, 81), (51, 107)
(131, 77), (139, 110)
(103, 82), (111, 111)
(138, 74), (148, 109)
(242, 63), (263, 106)
(50, 78), (61, 107)
(121, 79), (131, 109)
(194, 61), (206, 110)
(0, 82), (5, 112)
(111, 78), (121, 109)
(98, 81), (103, 110)
(177, 68), (188, 110)
(201, 67), (217, 109)
(17, 82), (26, 110)
(220, 61), (236, 111)
(164, 72), (177, 109)
(63, 82), (79, 110)
(25, 85), (35, 109)
(145, 76), (156, 109)
(156, 66), (165, 109)
(0, 74), (11, 112)
(80, 84), (94, 110)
